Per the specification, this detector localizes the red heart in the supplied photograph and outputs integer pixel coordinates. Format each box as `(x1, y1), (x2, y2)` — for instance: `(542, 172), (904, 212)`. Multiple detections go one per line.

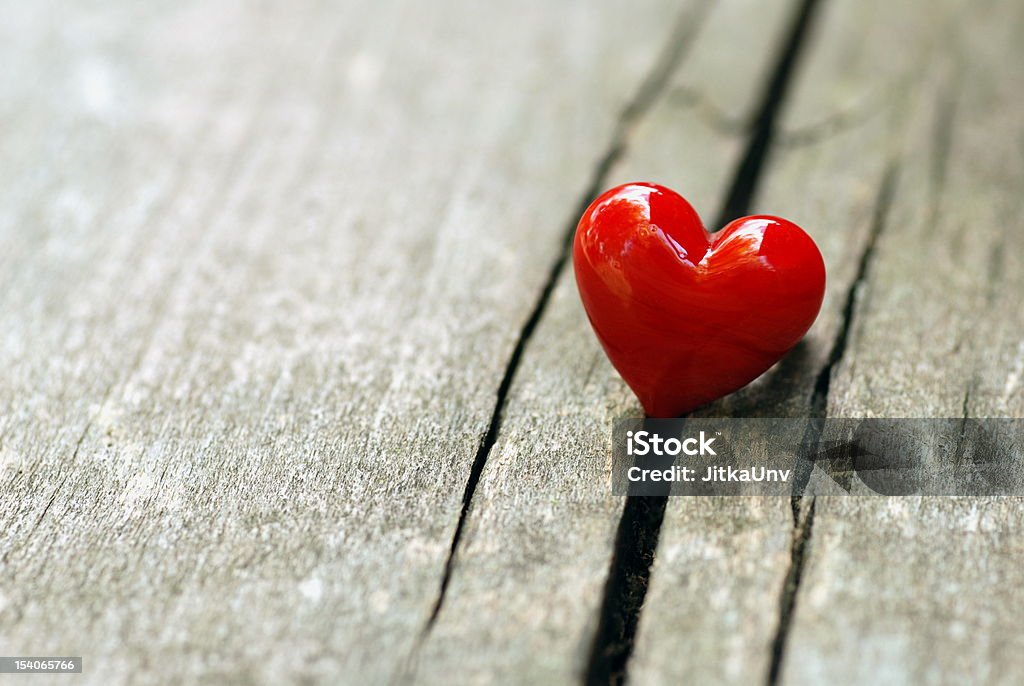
(573, 182), (825, 418)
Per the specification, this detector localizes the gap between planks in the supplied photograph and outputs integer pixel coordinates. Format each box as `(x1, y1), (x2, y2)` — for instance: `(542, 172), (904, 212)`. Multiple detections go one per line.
(573, 0), (934, 683)
(403, 0), (895, 683)
(588, 0), (826, 684)
(768, 142), (901, 686)
(409, 0), (716, 660)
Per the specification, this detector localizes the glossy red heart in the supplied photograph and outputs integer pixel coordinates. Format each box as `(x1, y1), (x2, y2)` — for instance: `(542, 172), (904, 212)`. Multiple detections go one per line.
(573, 182), (825, 418)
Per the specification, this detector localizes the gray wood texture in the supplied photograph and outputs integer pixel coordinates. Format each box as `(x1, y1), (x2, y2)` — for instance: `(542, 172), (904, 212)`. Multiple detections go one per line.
(635, 1), (1024, 684)
(775, 0), (1024, 682)
(0, 1), (684, 683)
(416, 0), (801, 682)
(1, 0), (1022, 684)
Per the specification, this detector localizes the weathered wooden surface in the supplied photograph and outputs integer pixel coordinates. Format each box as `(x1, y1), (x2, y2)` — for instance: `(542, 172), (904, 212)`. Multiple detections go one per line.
(1, 0), (1022, 684)
(0, 1), (685, 683)
(416, 0), (801, 682)
(631, 0), (1024, 684)
(773, 0), (1024, 682)
(631, 0), (978, 682)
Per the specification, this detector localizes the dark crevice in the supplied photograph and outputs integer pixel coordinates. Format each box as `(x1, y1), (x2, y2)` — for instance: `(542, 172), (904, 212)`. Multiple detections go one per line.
(421, 205), (569, 629)
(929, 78), (959, 209)
(616, 0), (716, 131)
(810, 161), (899, 417)
(769, 161), (900, 684)
(952, 386), (973, 467)
(586, 1), (826, 684)
(408, 2), (715, 672)
(984, 235), (1007, 307)
(584, 496), (668, 686)
(715, 0), (822, 229)
(766, 497), (817, 685)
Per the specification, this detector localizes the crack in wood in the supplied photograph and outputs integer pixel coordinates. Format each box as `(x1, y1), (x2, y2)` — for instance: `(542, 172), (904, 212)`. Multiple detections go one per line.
(668, 83), (887, 152)
(985, 235), (1007, 307)
(951, 386), (974, 469)
(811, 160), (899, 418)
(585, 495), (668, 686)
(767, 496), (816, 686)
(407, 3), (716, 675)
(929, 75), (960, 211)
(586, 1), (827, 683)
(769, 159), (900, 684)
(715, 0), (823, 229)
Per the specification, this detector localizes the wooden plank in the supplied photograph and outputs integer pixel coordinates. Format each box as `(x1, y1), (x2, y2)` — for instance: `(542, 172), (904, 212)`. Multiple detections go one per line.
(773, 0), (1024, 682)
(0, 1), (689, 682)
(414, 1), (808, 682)
(629, 0), (1019, 683)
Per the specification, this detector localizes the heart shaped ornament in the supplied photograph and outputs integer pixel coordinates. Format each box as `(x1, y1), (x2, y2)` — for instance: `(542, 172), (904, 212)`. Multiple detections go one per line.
(573, 182), (826, 418)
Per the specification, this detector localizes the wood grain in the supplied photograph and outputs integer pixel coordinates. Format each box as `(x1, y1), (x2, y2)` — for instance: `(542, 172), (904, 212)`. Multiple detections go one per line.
(1, 0), (1021, 683)
(629, 0), (1024, 683)
(775, 0), (1024, 682)
(415, 1), (807, 682)
(0, 1), (688, 683)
